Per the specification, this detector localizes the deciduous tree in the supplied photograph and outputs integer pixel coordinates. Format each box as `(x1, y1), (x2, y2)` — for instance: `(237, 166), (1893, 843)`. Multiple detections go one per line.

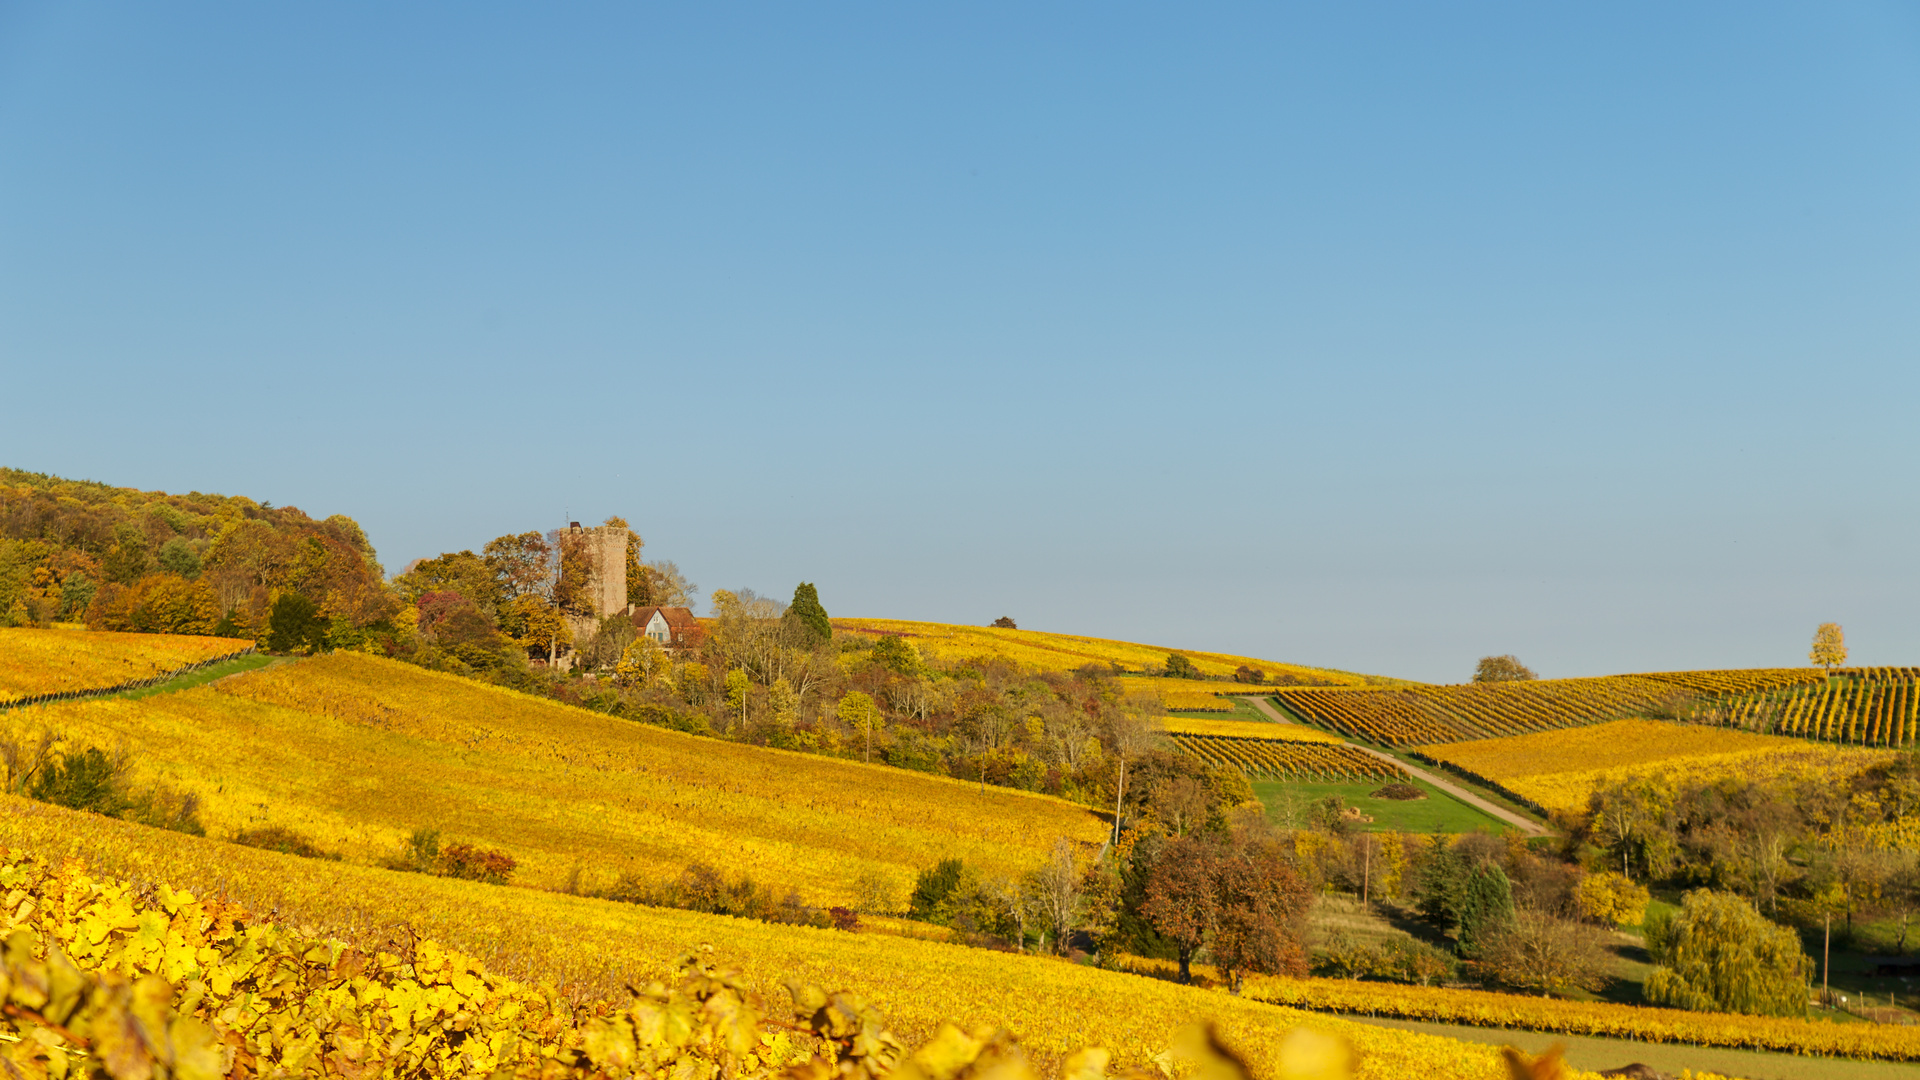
(1809, 623), (1848, 671)
(1645, 889), (1809, 1016)
(1473, 655), (1537, 683)
(838, 690), (877, 763)
(482, 532), (554, 601)
(1573, 871), (1649, 928)
(1163, 653), (1199, 680)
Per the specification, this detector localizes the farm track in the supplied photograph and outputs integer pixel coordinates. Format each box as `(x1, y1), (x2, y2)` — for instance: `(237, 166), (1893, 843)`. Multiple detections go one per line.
(1238, 696), (1547, 837)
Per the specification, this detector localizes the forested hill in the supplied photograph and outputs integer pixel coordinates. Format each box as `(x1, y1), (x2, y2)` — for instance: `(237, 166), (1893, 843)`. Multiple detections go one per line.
(0, 468), (391, 638)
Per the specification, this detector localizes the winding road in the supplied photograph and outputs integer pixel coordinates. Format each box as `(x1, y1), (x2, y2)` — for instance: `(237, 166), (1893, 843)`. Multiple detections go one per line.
(1236, 696), (1547, 837)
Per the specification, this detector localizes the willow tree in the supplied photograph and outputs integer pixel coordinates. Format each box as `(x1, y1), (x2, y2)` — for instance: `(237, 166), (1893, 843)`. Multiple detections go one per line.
(1645, 889), (1809, 1016)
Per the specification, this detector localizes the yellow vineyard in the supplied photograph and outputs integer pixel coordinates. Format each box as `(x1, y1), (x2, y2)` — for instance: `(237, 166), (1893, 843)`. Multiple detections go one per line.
(1237, 968), (1919, 1062)
(1687, 667), (1920, 748)
(0, 797), (1580, 1080)
(1116, 675), (1255, 711)
(832, 619), (1370, 685)
(1415, 718), (1896, 812)
(1163, 715), (1344, 743)
(0, 626), (252, 703)
(8, 651), (1105, 905)
(1168, 734), (1404, 782)
(1274, 669), (1823, 747)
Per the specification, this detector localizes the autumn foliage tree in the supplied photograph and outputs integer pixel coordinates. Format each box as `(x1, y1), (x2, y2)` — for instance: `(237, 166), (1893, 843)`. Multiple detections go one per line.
(1140, 830), (1310, 987)
(1809, 623), (1847, 671)
(1645, 889), (1810, 1016)
(1473, 655), (1537, 683)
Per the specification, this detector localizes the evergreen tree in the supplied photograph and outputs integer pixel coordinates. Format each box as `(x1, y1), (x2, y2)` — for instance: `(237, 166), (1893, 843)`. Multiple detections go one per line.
(266, 592), (328, 654)
(787, 582), (832, 645)
(1453, 863), (1515, 958)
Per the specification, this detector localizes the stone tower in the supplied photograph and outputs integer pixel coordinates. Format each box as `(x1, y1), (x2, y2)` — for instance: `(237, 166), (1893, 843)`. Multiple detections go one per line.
(567, 521), (629, 618)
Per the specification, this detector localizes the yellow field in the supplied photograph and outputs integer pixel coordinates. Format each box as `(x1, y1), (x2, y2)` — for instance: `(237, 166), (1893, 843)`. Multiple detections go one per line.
(9, 651), (1106, 905)
(1113, 675), (1255, 710)
(1114, 955), (1920, 1063)
(833, 619), (1370, 685)
(0, 795), (1590, 1080)
(1163, 715), (1345, 743)
(1417, 719), (1897, 812)
(0, 626), (252, 702)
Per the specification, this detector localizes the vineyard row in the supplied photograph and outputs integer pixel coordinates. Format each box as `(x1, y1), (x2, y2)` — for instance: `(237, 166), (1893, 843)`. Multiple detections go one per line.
(1168, 733), (1405, 781)
(1271, 668), (1838, 748)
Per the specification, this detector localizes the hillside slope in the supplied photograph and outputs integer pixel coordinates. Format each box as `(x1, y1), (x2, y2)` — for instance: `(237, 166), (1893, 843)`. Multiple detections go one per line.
(0, 626), (252, 702)
(833, 619), (1382, 685)
(0, 795), (1550, 1080)
(11, 651), (1105, 903)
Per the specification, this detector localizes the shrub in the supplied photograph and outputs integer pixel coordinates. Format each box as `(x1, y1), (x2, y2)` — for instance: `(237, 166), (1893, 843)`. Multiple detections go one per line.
(1574, 871), (1650, 928)
(1163, 654), (1199, 680)
(231, 825), (338, 860)
(28, 747), (127, 816)
(1469, 909), (1610, 995)
(1370, 783), (1425, 801)
(910, 859), (968, 922)
(441, 843), (517, 884)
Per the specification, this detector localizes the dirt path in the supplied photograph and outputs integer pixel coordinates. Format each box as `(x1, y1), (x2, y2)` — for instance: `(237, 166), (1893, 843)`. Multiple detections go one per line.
(1237, 696), (1547, 836)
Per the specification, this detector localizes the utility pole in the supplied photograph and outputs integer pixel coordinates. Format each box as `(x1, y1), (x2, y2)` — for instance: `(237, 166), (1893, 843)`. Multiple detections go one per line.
(1362, 835), (1372, 908)
(1824, 912), (1832, 1008)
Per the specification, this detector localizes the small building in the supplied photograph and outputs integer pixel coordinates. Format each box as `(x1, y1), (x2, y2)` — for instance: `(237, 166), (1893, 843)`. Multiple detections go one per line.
(627, 605), (703, 650)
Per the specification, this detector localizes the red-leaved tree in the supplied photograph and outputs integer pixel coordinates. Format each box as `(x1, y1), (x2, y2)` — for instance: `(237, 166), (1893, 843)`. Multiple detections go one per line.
(1141, 831), (1311, 988)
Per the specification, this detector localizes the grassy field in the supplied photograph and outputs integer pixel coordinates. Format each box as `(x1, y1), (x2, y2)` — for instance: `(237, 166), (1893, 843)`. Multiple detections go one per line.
(831, 618), (1378, 684)
(7, 651), (1107, 905)
(0, 796), (1562, 1080)
(0, 626), (254, 702)
(1251, 777), (1509, 834)
(1416, 718), (1897, 812)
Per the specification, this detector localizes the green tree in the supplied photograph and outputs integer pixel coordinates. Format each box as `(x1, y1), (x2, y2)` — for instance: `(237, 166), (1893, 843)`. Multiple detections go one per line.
(1809, 623), (1848, 671)
(868, 635), (919, 674)
(155, 537), (202, 579)
(909, 858), (968, 922)
(266, 592), (328, 654)
(1473, 655), (1537, 682)
(787, 583), (831, 646)
(1163, 653), (1199, 680)
(1645, 889), (1809, 1016)
(1453, 862), (1515, 958)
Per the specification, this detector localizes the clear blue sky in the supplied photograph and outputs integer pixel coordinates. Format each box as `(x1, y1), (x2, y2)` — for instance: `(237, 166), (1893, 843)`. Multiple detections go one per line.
(3, 3), (1918, 682)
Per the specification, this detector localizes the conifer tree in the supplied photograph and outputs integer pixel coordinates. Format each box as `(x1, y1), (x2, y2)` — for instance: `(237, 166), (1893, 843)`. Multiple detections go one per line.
(1453, 863), (1515, 958)
(788, 582), (832, 645)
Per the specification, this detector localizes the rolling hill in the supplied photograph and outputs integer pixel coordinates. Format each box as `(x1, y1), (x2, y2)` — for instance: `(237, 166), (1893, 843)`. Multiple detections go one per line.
(832, 618), (1384, 686)
(9, 649), (1106, 904)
